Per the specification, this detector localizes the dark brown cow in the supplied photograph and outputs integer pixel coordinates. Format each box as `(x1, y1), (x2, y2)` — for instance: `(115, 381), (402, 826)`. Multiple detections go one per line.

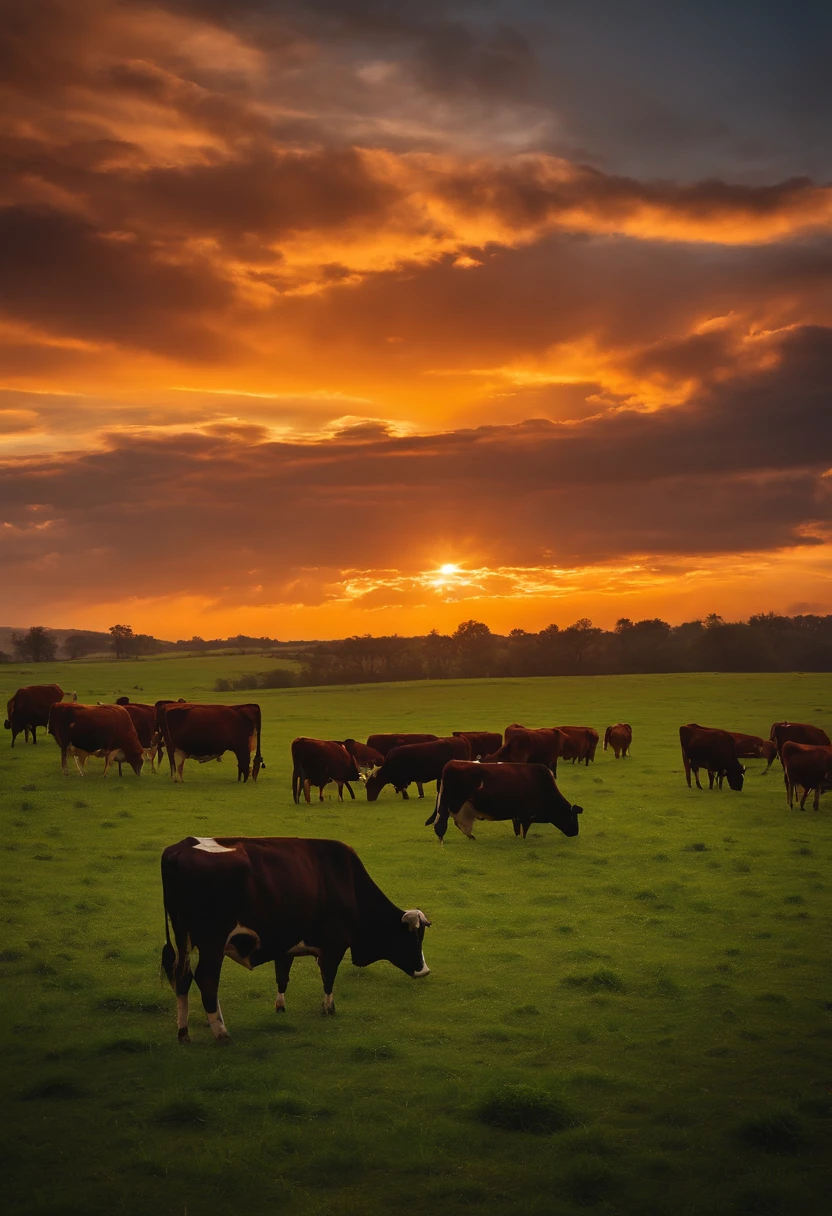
(152, 698), (187, 766)
(781, 742), (832, 811)
(343, 738), (384, 778)
(291, 738), (360, 803)
(161, 703), (264, 783)
(555, 726), (599, 765)
(727, 732), (777, 772)
(365, 736), (471, 801)
(161, 835), (431, 1042)
(5, 684), (69, 746)
(110, 702), (161, 775)
(770, 722), (831, 763)
(452, 731), (502, 759)
(604, 723), (632, 758)
(488, 726), (565, 773)
(679, 724), (744, 791)
(47, 702), (144, 776)
(427, 761), (582, 842)
(365, 734), (439, 799)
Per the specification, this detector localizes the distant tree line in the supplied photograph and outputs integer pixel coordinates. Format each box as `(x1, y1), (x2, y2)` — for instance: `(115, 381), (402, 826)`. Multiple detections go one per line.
(210, 612), (832, 691)
(0, 625), (284, 662)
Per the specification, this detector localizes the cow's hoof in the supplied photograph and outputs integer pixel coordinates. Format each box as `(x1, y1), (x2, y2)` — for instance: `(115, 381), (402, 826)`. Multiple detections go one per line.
(274, 1004), (286, 1014)
(215, 1030), (232, 1045)
(321, 1002), (336, 1016)
(177, 1029), (191, 1045)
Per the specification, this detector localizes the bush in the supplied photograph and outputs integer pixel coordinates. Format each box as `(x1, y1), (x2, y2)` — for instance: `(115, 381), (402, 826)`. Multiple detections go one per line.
(475, 1084), (579, 1134)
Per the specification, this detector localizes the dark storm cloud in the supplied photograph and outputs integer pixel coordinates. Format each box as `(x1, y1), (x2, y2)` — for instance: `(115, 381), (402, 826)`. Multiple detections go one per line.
(1, 326), (829, 607)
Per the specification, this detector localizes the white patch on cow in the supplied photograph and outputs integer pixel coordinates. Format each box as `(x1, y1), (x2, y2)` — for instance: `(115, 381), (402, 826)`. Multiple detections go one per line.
(176, 994), (189, 1030)
(287, 940), (322, 957)
(401, 909), (430, 930)
(274, 992), (286, 1011)
(223, 923), (261, 968)
(207, 1009), (230, 1041)
(453, 800), (478, 837)
(412, 955), (430, 978)
(322, 993), (335, 1014)
(174, 748), (187, 781)
(71, 749), (89, 776)
(193, 837), (235, 853)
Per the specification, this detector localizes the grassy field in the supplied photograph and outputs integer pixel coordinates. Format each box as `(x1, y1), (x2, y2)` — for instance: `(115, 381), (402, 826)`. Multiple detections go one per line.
(1, 664), (831, 1216)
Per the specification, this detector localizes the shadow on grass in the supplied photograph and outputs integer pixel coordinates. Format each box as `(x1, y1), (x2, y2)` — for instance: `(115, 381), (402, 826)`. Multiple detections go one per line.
(737, 1109), (810, 1154)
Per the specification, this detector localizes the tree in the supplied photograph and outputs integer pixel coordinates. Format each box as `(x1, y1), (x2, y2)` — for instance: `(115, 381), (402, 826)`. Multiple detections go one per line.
(109, 624), (135, 659)
(562, 618), (602, 666)
(452, 620), (497, 677)
(63, 633), (100, 660)
(12, 626), (57, 663)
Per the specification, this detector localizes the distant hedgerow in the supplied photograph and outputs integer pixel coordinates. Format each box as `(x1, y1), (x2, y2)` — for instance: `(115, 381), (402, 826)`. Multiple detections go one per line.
(214, 669), (297, 693)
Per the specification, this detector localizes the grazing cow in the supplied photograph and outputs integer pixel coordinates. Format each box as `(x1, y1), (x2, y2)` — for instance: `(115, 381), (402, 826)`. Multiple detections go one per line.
(343, 738), (384, 779)
(679, 724), (744, 791)
(47, 702), (144, 776)
(365, 736), (471, 801)
(488, 726), (565, 773)
(781, 742), (832, 811)
(770, 722), (831, 762)
(108, 702), (161, 775)
(555, 726), (599, 765)
(604, 723), (632, 758)
(160, 835), (431, 1042)
(427, 761), (582, 842)
(452, 731), (502, 759)
(291, 738), (360, 803)
(727, 732), (777, 772)
(5, 684), (70, 746)
(161, 703), (264, 783)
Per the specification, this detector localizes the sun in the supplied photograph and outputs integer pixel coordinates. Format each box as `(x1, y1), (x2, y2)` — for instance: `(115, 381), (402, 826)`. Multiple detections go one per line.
(439, 563), (460, 575)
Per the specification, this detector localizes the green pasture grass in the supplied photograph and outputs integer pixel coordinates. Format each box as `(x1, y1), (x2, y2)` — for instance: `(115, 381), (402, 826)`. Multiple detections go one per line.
(1, 665), (831, 1215)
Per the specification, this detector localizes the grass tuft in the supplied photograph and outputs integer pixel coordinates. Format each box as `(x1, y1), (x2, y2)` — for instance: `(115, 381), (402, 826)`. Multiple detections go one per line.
(737, 1109), (810, 1154)
(475, 1083), (579, 1134)
(151, 1098), (209, 1126)
(23, 1076), (85, 1101)
(683, 842), (709, 852)
(563, 969), (625, 992)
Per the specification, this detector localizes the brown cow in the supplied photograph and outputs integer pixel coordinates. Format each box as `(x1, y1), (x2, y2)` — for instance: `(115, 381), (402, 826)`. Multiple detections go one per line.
(770, 722), (831, 763)
(343, 738), (384, 779)
(113, 703), (160, 775)
(152, 698), (187, 766)
(47, 702), (144, 776)
(291, 738), (360, 803)
(604, 723), (632, 758)
(555, 726), (599, 765)
(428, 761), (582, 842)
(365, 737), (471, 801)
(488, 726), (565, 774)
(161, 703), (264, 783)
(781, 742), (832, 811)
(679, 724), (744, 791)
(161, 836), (430, 1041)
(452, 731), (502, 759)
(365, 734), (438, 798)
(727, 732), (777, 772)
(5, 684), (70, 746)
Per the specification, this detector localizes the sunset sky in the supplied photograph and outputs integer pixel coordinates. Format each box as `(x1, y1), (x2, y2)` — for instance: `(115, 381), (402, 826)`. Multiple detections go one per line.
(1, 0), (830, 639)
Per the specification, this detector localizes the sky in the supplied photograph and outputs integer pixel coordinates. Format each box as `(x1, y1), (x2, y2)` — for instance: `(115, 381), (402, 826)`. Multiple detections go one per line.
(1, 0), (830, 639)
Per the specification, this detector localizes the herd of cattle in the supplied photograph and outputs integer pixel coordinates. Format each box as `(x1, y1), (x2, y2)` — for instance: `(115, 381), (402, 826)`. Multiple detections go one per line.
(5, 682), (832, 1043)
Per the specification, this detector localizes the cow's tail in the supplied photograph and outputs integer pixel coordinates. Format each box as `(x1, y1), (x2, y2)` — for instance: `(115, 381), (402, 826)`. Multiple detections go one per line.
(292, 763), (303, 804)
(603, 726), (611, 750)
(161, 704), (177, 779)
(160, 852), (190, 989)
(4, 694), (14, 730)
(425, 784), (440, 828)
(252, 706), (264, 780)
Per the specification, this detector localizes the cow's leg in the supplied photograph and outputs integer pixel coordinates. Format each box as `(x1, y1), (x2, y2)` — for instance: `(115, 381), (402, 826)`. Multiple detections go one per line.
(173, 749), (187, 782)
(24, 726), (30, 743)
(274, 955), (294, 1013)
(708, 770), (715, 789)
(72, 750), (88, 776)
(512, 819), (522, 836)
(417, 782), (425, 799)
(59, 746), (69, 775)
(31, 725), (37, 744)
(194, 942), (230, 1044)
(682, 750), (692, 788)
(344, 781), (356, 800)
(799, 785), (810, 811)
(813, 785), (821, 811)
(400, 785), (410, 800)
(317, 944), (347, 1015)
(236, 750), (251, 782)
(303, 777), (311, 804)
(175, 968), (194, 1044)
(784, 771), (793, 808)
(319, 784), (325, 802)
(693, 765), (703, 791)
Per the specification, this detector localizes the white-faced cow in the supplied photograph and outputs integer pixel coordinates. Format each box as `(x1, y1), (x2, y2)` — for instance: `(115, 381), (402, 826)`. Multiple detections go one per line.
(161, 836), (431, 1043)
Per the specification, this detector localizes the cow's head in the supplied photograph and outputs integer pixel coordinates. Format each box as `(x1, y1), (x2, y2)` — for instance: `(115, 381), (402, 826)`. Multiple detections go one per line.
(548, 802), (581, 837)
(726, 762), (745, 792)
(364, 771), (385, 801)
(398, 909), (431, 976)
(3, 719), (10, 730)
(351, 908), (431, 976)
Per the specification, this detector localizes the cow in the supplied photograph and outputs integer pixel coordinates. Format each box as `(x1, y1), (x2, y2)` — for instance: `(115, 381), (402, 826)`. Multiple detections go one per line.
(112, 702), (161, 775)
(161, 703), (264, 783)
(452, 731), (502, 759)
(679, 724), (744, 792)
(342, 738), (384, 780)
(47, 702), (144, 776)
(153, 698), (187, 767)
(291, 738), (360, 803)
(781, 742), (832, 811)
(366, 733), (438, 799)
(555, 726), (599, 765)
(770, 722), (831, 763)
(364, 736), (471, 802)
(726, 732), (777, 772)
(488, 726), (565, 774)
(604, 723), (632, 758)
(5, 684), (70, 746)
(427, 761), (583, 843)
(160, 835), (431, 1043)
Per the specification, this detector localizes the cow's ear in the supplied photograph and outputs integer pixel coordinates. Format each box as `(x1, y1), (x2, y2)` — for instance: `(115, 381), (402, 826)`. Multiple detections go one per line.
(402, 909), (431, 931)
